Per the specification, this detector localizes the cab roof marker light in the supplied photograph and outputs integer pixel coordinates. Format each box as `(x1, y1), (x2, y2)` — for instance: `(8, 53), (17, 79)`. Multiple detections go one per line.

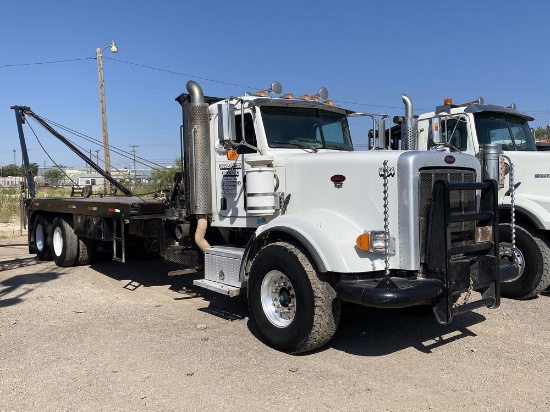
(281, 93), (294, 99)
(324, 99), (334, 106)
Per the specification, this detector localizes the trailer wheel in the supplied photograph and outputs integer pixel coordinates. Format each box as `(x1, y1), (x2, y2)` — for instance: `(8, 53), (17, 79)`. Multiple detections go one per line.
(52, 216), (78, 267)
(75, 237), (94, 266)
(34, 215), (53, 261)
(248, 241), (340, 354)
(500, 223), (550, 299)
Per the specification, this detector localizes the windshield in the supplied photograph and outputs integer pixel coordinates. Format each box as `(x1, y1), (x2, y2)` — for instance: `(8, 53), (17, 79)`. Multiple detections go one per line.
(261, 106), (353, 151)
(474, 112), (536, 151)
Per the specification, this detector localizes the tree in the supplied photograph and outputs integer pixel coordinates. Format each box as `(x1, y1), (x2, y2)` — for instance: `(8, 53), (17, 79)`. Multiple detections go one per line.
(44, 168), (64, 180)
(28, 163), (39, 176)
(1, 164), (19, 176)
(534, 126), (547, 141)
(0, 163), (39, 177)
(152, 158), (182, 188)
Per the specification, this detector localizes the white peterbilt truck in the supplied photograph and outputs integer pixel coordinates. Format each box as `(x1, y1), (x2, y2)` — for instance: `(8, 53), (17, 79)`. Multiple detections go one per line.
(14, 81), (516, 353)
(387, 97), (550, 299)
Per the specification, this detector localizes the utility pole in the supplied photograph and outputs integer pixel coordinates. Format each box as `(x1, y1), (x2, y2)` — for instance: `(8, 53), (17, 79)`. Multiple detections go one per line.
(13, 149), (16, 166)
(130, 144), (139, 187)
(96, 41), (118, 195)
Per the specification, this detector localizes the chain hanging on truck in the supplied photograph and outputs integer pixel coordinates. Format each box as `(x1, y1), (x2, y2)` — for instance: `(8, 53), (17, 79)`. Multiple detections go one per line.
(503, 156), (516, 253)
(381, 160), (391, 279)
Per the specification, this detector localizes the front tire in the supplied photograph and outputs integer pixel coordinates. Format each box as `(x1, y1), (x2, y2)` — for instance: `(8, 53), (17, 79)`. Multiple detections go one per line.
(248, 241), (340, 353)
(499, 223), (550, 299)
(52, 216), (78, 267)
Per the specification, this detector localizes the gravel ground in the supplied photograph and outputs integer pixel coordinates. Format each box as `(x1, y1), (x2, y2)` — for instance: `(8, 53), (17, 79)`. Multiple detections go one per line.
(1, 235), (550, 411)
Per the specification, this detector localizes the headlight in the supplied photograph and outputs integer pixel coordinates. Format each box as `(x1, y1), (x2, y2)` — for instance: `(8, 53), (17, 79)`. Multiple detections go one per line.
(356, 231), (387, 253)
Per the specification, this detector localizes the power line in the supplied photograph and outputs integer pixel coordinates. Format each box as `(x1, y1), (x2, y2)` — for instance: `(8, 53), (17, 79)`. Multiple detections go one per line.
(105, 57), (426, 111)
(0, 57), (94, 68)
(106, 57), (259, 89)
(4, 54), (550, 115)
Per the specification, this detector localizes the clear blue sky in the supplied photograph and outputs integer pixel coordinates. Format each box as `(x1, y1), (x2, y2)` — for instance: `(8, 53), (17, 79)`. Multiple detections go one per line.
(1, 0), (548, 170)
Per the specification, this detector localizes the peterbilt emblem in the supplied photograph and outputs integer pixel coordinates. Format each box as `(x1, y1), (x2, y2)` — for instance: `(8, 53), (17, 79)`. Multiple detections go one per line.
(378, 167), (395, 177)
(331, 175), (346, 189)
(444, 155), (456, 164)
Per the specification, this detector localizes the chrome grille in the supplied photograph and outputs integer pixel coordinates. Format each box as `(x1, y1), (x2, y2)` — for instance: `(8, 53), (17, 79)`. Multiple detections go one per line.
(419, 168), (476, 262)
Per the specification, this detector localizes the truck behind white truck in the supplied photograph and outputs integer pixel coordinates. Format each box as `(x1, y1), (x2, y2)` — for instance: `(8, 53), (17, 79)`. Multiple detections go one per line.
(386, 97), (550, 299)
(13, 81), (516, 353)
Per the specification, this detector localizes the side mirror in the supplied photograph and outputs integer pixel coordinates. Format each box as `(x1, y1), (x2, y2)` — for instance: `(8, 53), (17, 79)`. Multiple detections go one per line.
(218, 102), (236, 142)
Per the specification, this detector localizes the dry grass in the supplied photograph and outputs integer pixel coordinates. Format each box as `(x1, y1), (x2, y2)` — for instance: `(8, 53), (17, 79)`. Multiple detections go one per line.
(0, 188), (20, 223)
(0, 184), (162, 223)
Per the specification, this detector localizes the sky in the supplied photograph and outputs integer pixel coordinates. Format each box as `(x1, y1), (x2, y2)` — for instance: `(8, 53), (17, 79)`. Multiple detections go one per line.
(1, 0), (549, 171)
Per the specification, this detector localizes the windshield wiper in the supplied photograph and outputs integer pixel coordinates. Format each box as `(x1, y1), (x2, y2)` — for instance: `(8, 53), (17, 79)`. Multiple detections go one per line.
(324, 144), (348, 151)
(272, 141), (318, 152)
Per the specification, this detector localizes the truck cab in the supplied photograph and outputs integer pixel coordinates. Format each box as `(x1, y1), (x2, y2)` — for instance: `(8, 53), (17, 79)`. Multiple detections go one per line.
(207, 94), (353, 229)
(412, 99), (550, 299)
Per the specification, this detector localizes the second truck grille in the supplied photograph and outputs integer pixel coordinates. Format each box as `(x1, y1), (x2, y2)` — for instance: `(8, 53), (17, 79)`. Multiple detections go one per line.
(418, 168), (476, 262)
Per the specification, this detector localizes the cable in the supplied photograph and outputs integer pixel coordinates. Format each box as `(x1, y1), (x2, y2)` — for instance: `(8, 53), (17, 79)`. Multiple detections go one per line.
(26, 121), (78, 186)
(106, 57), (258, 89)
(37, 115), (169, 170)
(0, 57), (94, 68)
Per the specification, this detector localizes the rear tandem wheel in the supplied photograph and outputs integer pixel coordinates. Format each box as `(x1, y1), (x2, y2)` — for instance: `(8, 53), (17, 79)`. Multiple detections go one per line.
(52, 216), (78, 267)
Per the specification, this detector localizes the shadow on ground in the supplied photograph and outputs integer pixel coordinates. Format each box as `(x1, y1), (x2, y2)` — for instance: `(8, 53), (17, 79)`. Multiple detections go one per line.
(0, 271), (60, 308)
(325, 302), (484, 356)
(90, 250), (248, 321)
(89, 250), (486, 356)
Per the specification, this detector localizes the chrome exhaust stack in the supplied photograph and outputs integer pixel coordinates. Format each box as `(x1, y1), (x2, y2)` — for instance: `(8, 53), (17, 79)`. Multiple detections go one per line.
(478, 144), (503, 185)
(182, 80), (212, 252)
(401, 94), (418, 150)
(184, 80), (212, 216)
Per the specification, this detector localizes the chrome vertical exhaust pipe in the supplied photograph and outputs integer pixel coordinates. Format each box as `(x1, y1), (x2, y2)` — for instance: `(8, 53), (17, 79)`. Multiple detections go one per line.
(184, 80), (211, 251)
(401, 94), (418, 150)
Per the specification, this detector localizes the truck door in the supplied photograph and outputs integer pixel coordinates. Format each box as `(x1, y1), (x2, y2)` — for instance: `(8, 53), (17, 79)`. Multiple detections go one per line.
(214, 112), (257, 223)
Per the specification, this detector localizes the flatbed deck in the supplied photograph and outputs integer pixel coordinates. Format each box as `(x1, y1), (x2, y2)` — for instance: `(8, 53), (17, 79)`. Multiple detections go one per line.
(28, 196), (166, 219)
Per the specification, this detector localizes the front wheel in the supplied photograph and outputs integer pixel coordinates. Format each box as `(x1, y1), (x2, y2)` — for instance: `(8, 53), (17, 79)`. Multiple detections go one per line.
(499, 223), (550, 299)
(248, 241), (340, 353)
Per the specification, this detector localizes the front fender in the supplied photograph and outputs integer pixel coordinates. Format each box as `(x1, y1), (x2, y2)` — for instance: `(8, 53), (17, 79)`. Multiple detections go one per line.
(255, 210), (393, 273)
(500, 196), (550, 230)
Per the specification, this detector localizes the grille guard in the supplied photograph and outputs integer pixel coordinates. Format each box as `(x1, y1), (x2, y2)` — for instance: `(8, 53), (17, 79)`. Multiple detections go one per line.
(334, 178), (518, 324)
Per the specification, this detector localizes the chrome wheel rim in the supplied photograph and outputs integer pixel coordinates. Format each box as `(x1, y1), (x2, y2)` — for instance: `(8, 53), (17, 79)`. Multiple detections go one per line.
(260, 270), (296, 328)
(35, 224), (45, 252)
(53, 226), (64, 257)
(500, 242), (525, 283)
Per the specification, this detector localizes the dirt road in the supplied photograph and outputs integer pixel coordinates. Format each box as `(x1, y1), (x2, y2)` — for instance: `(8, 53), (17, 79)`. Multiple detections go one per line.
(1, 236), (550, 411)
